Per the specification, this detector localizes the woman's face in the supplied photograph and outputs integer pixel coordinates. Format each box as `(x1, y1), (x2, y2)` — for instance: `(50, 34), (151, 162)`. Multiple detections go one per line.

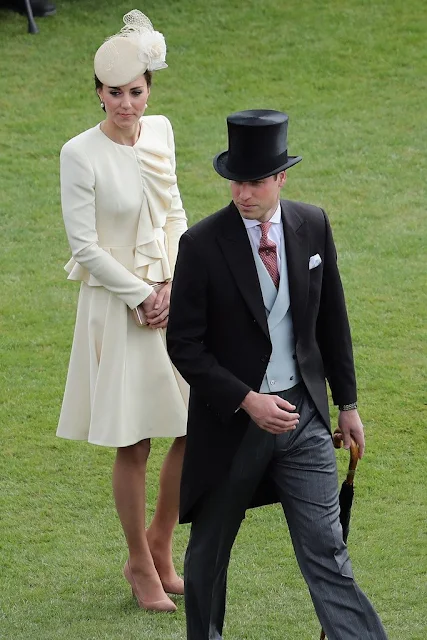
(97, 75), (150, 129)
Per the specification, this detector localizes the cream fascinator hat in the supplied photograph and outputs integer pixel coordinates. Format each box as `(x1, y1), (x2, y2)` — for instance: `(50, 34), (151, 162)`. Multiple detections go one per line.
(94, 10), (167, 87)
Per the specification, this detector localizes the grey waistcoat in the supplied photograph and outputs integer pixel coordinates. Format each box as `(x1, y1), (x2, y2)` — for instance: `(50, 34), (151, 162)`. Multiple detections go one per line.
(251, 229), (301, 393)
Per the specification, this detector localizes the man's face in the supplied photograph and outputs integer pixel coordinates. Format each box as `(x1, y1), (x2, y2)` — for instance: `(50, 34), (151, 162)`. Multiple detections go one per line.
(230, 172), (286, 222)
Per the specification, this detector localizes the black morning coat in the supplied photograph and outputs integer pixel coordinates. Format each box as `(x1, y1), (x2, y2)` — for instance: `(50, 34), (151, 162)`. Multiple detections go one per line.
(166, 199), (357, 524)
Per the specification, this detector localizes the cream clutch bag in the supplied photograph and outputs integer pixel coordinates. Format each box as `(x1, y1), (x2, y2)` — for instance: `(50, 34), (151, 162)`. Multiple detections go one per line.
(131, 283), (165, 327)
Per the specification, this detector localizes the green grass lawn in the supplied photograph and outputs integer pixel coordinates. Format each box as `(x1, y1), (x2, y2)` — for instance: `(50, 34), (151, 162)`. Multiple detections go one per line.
(1, 0), (426, 638)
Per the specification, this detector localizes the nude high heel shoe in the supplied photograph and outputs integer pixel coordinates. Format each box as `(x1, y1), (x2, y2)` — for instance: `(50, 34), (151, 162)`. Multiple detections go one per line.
(145, 530), (185, 595)
(123, 560), (177, 613)
(161, 576), (184, 596)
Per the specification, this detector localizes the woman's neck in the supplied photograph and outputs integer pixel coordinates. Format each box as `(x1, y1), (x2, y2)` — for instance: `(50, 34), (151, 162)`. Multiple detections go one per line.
(100, 118), (141, 146)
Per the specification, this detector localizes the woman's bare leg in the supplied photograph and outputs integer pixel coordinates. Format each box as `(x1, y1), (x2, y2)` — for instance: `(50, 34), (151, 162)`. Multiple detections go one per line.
(147, 436), (186, 593)
(113, 439), (175, 607)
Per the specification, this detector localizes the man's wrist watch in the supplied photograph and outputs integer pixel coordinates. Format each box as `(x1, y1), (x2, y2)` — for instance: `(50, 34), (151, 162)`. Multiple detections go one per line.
(339, 402), (358, 411)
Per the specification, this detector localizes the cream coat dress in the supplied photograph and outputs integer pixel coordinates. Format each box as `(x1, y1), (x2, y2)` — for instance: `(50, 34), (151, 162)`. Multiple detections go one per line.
(57, 115), (188, 447)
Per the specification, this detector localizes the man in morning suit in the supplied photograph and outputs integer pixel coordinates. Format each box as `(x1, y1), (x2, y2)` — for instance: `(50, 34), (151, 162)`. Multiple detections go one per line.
(167, 110), (388, 640)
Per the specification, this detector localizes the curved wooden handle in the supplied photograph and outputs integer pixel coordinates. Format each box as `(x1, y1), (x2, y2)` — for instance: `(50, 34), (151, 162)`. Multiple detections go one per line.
(333, 430), (359, 485)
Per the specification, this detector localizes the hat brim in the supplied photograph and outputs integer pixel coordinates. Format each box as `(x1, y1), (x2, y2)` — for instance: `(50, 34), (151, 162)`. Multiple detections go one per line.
(213, 151), (302, 181)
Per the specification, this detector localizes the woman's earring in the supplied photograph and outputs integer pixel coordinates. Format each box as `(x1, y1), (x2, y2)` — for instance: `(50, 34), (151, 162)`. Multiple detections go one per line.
(100, 101), (105, 109)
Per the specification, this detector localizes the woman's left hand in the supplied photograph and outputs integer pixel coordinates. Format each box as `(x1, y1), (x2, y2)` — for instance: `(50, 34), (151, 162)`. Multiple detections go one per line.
(145, 282), (172, 329)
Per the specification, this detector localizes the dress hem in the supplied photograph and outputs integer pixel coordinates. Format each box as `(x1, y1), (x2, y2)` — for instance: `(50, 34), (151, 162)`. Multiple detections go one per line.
(56, 431), (186, 448)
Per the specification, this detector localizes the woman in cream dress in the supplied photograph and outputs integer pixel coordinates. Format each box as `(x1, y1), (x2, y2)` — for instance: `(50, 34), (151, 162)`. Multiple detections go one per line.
(57, 11), (188, 612)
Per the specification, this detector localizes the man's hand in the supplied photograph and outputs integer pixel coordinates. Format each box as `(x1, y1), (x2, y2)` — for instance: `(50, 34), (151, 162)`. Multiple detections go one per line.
(337, 409), (365, 459)
(145, 282), (172, 329)
(240, 390), (299, 434)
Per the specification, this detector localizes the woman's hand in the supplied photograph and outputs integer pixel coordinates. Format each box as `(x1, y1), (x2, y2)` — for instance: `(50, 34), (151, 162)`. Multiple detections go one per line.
(145, 282), (172, 329)
(141, 290), (157, 312)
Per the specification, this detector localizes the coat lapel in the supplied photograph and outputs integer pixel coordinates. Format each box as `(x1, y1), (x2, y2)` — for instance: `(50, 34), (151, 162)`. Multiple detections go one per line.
(281, 200), (309, 339)
(217, 203), (269, 338)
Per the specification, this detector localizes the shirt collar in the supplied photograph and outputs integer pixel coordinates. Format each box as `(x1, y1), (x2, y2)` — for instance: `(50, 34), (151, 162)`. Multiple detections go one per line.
(241, 202), (282, 228)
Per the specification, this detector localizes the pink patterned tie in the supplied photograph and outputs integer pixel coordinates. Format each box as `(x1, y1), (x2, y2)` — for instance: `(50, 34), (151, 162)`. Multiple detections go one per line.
(258, 221), (280, 289)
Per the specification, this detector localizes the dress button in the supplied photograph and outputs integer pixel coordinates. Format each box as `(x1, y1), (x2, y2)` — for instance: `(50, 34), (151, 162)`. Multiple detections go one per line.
(271, 380), (276, 385)
(290, 376), (294, 380)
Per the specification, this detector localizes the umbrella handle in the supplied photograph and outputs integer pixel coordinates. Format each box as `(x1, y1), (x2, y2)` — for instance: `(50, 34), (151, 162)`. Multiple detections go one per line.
(333, 430), (359, 485)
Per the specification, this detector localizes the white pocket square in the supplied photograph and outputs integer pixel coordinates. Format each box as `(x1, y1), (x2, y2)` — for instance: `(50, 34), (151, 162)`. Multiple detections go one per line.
(309, 254), (322, 270)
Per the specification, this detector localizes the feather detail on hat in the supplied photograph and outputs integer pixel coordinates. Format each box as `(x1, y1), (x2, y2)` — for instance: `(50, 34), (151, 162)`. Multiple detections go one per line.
(109, 10), (167, 72)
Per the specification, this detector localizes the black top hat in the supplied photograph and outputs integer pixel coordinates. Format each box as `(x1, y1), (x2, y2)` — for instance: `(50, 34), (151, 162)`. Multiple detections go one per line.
(213, 109), (302, 181)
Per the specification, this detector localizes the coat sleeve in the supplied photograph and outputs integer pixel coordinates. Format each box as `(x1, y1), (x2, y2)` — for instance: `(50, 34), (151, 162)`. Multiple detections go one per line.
(316, 210), (357, 406)
(167, 232), (252, 422)
(162, 117), (188, 277)
(60, 142), (153, 309)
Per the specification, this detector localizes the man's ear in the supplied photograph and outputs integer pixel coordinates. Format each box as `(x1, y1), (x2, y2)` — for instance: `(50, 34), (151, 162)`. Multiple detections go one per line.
(278, 171), (287, 188)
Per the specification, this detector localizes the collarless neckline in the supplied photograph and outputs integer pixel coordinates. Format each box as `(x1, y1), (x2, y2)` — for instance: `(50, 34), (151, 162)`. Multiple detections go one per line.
(98, 118), (144, 148)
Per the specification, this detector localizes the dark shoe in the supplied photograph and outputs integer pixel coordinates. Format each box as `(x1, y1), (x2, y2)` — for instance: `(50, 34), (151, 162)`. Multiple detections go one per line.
(2, 0), (56, 17)
(27, 0), (56, 17)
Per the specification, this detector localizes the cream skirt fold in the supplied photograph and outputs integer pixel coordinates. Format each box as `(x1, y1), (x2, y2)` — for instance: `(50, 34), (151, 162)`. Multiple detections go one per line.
(57, 284), (188, 447)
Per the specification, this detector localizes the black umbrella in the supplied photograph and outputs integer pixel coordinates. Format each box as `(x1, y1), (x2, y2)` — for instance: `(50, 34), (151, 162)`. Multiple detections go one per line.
(320, 432), (360, 640)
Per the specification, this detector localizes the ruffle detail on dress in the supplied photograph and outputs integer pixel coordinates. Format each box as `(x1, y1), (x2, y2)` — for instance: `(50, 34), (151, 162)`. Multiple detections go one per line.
(133, 130), (175, 283)
(65, 257), (102, 286)
(65, 246), (137, 286)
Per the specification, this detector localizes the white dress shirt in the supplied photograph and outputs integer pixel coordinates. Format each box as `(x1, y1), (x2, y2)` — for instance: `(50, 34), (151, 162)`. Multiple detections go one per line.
(241, 202), (282, 269)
